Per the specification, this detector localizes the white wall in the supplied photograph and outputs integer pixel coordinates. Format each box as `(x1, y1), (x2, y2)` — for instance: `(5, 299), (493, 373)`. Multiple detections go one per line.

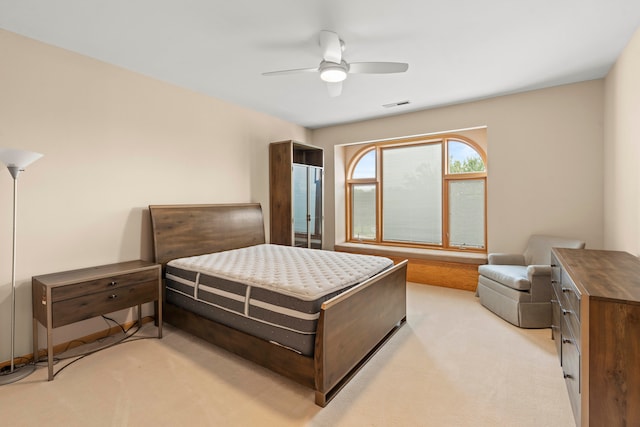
(312, 81), (605, 254)
(604, 28), (640, 256)
(0, 30), (309, 362)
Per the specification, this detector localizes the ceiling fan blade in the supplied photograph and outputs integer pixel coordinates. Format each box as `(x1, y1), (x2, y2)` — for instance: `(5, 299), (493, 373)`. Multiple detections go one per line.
(348, 62), (409, 74)
(326, 81), (343, 97)
(262, 67), (318, 76)
(319, 30), (342, 63)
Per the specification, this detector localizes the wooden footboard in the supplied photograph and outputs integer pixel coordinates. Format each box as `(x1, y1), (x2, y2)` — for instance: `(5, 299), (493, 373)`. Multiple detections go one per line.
(314, 260), (408, 406)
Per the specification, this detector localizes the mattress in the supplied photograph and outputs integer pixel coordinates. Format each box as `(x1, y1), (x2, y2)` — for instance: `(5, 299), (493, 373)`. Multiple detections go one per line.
(165, 244), (394, 355)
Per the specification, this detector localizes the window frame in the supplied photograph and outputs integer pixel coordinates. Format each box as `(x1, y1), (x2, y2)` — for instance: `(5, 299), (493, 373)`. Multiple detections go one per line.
(346, 134), (487, 253)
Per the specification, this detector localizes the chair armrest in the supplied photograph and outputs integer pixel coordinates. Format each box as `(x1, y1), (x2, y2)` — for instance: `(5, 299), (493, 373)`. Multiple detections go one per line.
(527, 265), (553, 301)
(526, 265), (552, 278)
(487, 253), (525, 265)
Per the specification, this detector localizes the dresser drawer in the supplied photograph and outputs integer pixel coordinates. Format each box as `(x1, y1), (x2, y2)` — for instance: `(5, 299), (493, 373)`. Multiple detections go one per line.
(562, 332), (581, 426)
(51, 269), (159, 302)
(559, 270), (580, 320)
(551, 256), (562, 289)
(551, 258), (580, 317)
(551, 293), (562, 362)
(561, 304), (581, 350)
(51, 280), (158, 328)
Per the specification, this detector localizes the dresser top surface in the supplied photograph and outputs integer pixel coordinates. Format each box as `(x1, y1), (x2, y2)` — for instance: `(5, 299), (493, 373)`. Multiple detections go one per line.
(553, 248), (640, 304)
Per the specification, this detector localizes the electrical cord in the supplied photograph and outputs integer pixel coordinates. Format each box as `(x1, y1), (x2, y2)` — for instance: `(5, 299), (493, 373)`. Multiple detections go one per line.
(0, 356), (32, 373)
(52, 319), (151, 378)
(34, 315), (119, 365)
(31, 316), (157, 378)
(34, 316), (117, 365)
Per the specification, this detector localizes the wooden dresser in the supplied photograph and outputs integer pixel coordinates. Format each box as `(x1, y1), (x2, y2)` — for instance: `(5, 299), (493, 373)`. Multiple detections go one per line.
(551, 248), (640, 426)
(32, 260), (162, 380)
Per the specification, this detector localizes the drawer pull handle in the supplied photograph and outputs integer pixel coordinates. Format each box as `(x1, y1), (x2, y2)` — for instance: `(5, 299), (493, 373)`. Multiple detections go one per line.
(562, 338), (573, 344)
(563, 372), (573, 379)
(551, 280), (557, 284)
(108, 281), (118, 287)
(561, 287), (572, 293)
(562, 309), (572, 316)
(108, 294), (118, 299)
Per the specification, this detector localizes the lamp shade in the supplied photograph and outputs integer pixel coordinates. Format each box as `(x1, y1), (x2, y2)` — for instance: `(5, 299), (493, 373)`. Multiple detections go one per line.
(0, 148), (44, 169)
(0, 148), (43, 179)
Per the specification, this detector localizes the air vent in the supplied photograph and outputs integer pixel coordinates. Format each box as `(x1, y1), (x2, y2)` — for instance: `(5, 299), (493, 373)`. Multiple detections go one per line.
(382, 100), (410, 108)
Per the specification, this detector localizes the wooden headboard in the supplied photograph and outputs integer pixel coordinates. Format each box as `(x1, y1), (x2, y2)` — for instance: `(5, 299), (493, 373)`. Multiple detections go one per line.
(148, 203), (266, 267)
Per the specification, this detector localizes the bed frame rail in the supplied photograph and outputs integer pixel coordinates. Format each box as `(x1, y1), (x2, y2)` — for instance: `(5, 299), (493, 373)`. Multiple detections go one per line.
(314, 260), (408, 406)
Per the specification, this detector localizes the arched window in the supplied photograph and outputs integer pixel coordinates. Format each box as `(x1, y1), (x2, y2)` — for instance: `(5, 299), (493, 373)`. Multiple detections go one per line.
(348, 148), (377, 240)
(346, 135), (487, 251)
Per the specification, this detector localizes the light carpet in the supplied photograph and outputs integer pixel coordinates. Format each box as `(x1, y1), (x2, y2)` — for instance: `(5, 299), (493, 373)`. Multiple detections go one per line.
(0, 283), (575, 426)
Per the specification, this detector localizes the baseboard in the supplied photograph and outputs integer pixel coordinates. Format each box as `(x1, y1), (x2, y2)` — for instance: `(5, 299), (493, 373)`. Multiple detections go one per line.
(0, 316), (155, 369)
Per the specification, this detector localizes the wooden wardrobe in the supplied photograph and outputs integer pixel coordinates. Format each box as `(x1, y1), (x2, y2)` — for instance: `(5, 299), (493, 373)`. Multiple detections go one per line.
(269, 140), (323, 248)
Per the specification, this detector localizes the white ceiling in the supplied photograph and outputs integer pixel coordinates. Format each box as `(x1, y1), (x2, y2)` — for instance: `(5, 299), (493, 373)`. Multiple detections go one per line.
(2, 0), (640, 129)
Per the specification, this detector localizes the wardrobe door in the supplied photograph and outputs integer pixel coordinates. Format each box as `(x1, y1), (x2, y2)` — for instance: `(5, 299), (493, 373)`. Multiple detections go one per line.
(292, 164), (309, 248)
(308, 166), (322, 249)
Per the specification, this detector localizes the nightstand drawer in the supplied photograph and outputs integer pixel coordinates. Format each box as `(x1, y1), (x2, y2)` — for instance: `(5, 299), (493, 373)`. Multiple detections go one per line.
(51, 269), (159, 302)
(51, 280), (158, 328)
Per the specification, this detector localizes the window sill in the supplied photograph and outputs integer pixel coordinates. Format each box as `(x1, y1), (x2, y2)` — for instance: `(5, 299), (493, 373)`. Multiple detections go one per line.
(334, 242), (487, 265)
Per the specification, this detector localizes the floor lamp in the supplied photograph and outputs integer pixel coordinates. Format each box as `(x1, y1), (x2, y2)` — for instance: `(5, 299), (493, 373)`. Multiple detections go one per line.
(0, 148), (43, 385)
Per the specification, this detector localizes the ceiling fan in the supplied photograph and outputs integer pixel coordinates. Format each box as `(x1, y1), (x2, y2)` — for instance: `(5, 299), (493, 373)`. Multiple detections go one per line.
(262, 30), (409, 97)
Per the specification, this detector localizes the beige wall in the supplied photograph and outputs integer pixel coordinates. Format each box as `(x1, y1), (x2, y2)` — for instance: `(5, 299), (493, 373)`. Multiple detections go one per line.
(604, 28), (640, 256)
(0, 30), (309, 361)
(312, 81), (605, 254)
(3, 23), (630, 364)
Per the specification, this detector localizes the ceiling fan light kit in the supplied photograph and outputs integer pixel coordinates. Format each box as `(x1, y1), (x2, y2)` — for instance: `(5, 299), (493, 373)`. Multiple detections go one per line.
(319, 61), (348, 82)
(263, 30), (408, 96)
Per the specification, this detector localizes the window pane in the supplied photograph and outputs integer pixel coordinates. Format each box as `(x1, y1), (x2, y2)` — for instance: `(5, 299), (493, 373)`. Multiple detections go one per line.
(449, 179), (485, 248)
(352, 184), (376, 240)
(383, 145), (442, 244)
(352, 149), (376, 179)
(448, 140), (485, 174)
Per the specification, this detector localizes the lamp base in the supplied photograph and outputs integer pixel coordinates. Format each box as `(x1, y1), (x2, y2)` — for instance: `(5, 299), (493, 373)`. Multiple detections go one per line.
(0, 364), (36, 385)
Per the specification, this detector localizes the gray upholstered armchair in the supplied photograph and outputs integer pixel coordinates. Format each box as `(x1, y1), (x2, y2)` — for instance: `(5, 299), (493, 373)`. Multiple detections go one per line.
(477, 235), (585, 328)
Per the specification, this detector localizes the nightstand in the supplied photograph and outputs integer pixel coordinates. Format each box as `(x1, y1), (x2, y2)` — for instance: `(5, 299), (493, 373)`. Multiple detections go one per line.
(32, 260), (162, 380)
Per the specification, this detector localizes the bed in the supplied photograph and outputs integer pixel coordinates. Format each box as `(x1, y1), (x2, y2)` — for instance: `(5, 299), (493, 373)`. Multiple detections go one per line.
(149, 203), (408, 406)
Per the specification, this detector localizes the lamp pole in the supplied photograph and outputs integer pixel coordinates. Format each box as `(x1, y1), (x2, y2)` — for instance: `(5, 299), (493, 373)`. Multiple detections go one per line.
(0, 149), (43, 385)
(10, 169), (19, 372)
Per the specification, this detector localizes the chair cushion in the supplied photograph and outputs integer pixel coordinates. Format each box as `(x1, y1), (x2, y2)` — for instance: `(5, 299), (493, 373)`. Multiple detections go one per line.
(478, 265), (530, 291)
